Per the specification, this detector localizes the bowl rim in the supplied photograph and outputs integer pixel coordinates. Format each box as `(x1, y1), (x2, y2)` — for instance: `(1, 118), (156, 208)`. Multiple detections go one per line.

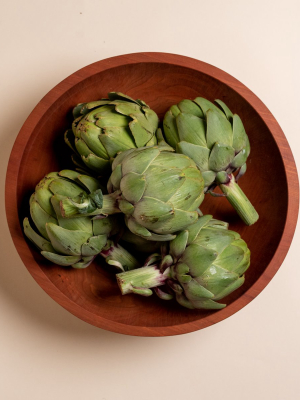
(5, 52), (299, 336)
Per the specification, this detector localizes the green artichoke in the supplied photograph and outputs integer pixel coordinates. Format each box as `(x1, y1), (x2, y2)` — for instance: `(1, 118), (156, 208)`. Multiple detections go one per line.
(162, 97), (259, 225)
(116, 215), (250, 309)
(65, 92), (159, 176)
(23, 170), (139, 271)
(60, 145), (205, 242)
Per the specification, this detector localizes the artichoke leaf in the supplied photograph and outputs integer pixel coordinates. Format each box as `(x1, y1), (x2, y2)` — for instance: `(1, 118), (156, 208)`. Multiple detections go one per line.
(213, 276), (245, 301)
(75, 137), (95, 158)
(121, 147), (160, 175)
(143, 168), (187, 203)
(41, 251), (81, 266)
(81, 234), (108, 257)
(120, 172), (146, 203)
(72, 256), (95, 269)
(163, 110), (180, 149)
(186, 214), (213, 245)
(114, 102), (141, 116)
(129, 117), (155, 148)
(215, 99), (233, 121)
(208, 143), (235, 172)
(176, 141), (210, 171)
(231, 249), (250, 276)
(30, 196), (58, 240)
(170, 105), (180, 117)
(175, 262), (190, 275)
(170, 230), (189, 261)
(143, 232), (176, 241)
(95, 109), (131, 128)
(34, 178), (57, 218)
(230, 148), (248, 169)
(108, 92), (142, 104)
(117, 199), (134, 215)
(194, 228), (237, 254)
(72, 116), (84, 137)
(175, 292), (194, 309)
(194, 97), (223, 116)
(206, 109), (233, 149)
(49, 178), (86, 198)
(73, 100), (109, 119)
(182, 279), (214, 300)
(181, 243), (218, 277)
(147, 208), (198, 234)
(177, 99), (204, 117)
(232, 114), (248, 153)
(81, 153), (111, 175)
(150, 151), (193, 170)
(58, 169), (81, 181)
(126, 216), (152, 239)
(110, 164), (122, 189)
(100, 126), (136, 158)
(143, 108), (159, 131)
(168, 171), (204, 210)
(191, 298), (226, 310)
(176, 113), (207, 147)
(202, 171), (217, 188)
(133, 196), (173, 226)
(79, 122), (109, 159)
(205, 270), (244, 301)
(111, 148), (136, 170)
(46, 223), (91, 256)
(23, 217), (56, 253)
(177, 274), (192, 284)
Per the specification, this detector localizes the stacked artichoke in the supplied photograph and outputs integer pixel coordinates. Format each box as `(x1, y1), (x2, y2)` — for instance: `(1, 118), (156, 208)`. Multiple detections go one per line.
(65, 92), (159, 176)
(117, 215), (250, 309)
(163, 97), (258, 225)
(23, 92), (258, 311)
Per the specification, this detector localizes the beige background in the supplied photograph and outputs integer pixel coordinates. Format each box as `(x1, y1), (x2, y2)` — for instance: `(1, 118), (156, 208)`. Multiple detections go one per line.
(1, 1), (299, 399)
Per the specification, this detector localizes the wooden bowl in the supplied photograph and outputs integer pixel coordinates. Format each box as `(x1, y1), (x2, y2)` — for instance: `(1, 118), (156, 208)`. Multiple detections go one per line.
(6, 53), (299, 336)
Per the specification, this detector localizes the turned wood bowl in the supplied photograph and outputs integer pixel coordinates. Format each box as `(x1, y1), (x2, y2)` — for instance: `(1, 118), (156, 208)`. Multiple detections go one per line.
(6, 53), (299, 336)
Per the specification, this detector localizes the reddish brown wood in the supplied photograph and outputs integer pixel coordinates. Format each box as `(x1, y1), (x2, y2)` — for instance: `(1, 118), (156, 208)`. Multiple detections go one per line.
(5, 52), (299, 336)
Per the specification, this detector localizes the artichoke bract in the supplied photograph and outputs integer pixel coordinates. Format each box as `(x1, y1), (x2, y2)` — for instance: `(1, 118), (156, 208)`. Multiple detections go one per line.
(23, 170), (139, 271)
(162, 97), (259, 225)
(116, 215), (250, 309)
(60, 145), (205, 242)
(65, 92), (159, 176)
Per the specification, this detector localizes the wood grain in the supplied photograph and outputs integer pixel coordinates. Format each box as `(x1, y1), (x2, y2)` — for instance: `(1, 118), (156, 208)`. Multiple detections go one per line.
(5, 52), (299, 336)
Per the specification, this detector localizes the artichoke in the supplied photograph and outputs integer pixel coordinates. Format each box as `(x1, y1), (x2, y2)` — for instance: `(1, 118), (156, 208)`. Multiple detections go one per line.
(23, 170), (139, 271)
(65, 92), (159, 176)
(162, 97), (259, 225)
(116, 215), (250, 309)
(60, 145), (205, 241)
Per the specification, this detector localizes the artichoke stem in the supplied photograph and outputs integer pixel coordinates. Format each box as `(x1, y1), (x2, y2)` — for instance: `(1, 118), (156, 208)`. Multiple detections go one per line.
(219, 174), (259, 226)
(116, 266), (168, 295)
(100, 240), (141, 271)
(101, 194), (122, 215)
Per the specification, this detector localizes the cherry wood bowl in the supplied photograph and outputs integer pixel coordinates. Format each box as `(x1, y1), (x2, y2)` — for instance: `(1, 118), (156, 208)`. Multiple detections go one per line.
(6, 53), (299, 336)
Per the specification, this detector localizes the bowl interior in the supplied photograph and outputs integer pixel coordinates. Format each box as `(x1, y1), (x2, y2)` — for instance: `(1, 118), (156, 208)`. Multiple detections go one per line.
(16, 61), (287, 331)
